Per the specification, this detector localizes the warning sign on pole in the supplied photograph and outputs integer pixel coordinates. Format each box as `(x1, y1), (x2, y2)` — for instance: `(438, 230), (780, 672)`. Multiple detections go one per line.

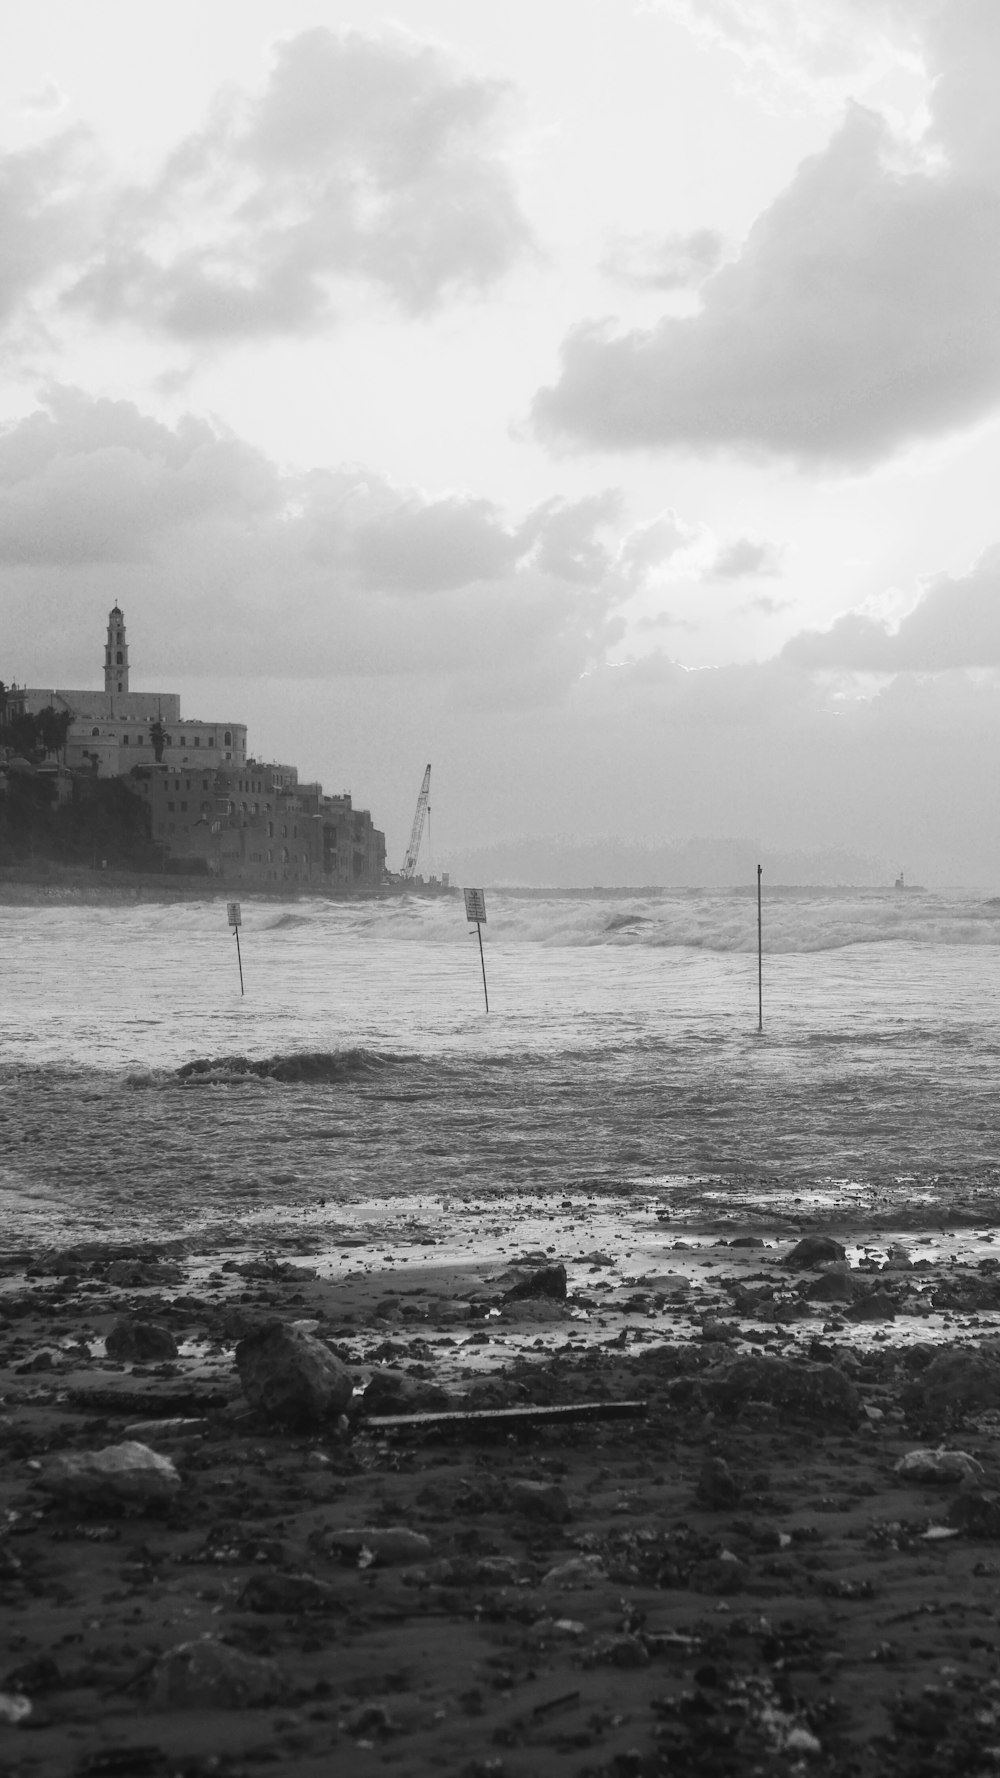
(462, 889), (489, 1013)
(227, 902), (242, 927)
(463, 887), (486, 923)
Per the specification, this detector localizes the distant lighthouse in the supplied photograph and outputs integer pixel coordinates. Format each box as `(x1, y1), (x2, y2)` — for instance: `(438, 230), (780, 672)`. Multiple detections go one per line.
(104, 605), (129, 703)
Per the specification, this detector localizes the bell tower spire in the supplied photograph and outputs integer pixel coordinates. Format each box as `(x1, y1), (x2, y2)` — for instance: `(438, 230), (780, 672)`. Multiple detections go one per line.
(104, 605), (129, 700)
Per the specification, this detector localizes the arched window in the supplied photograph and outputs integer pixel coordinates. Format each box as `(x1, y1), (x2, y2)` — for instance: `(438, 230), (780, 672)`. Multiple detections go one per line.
(116, 651), (123, 665)
(224, 730), (232, 746)
(92, 727), (99, 737)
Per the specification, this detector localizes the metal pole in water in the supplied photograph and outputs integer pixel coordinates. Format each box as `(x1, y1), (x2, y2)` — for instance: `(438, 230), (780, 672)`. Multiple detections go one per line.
(234, 927), (244, 997)
(757, 864), (762, 1033)
(476, 920), (489, 1014)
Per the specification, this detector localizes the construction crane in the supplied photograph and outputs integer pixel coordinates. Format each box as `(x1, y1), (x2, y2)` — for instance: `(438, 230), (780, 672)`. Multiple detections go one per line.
(400, 764), (431, 880)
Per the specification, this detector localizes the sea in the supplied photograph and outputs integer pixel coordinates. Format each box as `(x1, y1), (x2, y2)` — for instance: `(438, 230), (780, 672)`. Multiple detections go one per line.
(3, 885), (1000, 1250)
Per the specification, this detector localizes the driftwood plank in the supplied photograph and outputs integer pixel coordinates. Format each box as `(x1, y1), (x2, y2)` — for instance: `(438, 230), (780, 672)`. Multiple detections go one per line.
(362, 1399), (648, 1432)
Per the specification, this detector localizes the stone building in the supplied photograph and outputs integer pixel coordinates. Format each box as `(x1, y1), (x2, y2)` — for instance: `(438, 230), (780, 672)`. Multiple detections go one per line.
(9, 606), (386, 888)
(127, 760), (385, 887)
(19, 606), (248, 777)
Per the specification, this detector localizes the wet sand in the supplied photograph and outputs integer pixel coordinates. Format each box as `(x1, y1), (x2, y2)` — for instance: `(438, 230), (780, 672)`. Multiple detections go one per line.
(5, 1185), (1000, 1776)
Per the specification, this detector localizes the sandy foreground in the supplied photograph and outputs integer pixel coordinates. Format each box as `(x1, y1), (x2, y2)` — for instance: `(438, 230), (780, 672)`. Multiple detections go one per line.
(5, 1181), (1000, 1777)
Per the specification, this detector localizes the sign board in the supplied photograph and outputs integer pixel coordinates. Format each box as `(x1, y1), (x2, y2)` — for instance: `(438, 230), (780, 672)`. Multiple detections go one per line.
(463, 887), (487, 923)
(227, 901), (242, 928)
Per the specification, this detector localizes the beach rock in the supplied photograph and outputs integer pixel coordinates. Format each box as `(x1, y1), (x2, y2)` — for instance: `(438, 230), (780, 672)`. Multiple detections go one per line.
(800, 1271), (855, 1304)
(946, 1487), (1000, 1538)
(884, 1244), (913, 1270)
(642, 1273), (692, 1299)
(902, 1348), (1000, 1422)
(782, 1236), (848, 1270)
(730, 1236), (766, 1248)
(105, 1319), (179, 1362)
(322, 1526), (432, 1564)
(146, 1638), (288, 1709)
(361, 1367), (454, 1414)
(239, 1572), (342, 1613)
(847, 1291), (897, 1322)
(106, 1258), (184, 1287)
(541, 1554), (606, 1590)
(895, 1449), (986, 1485)
(704, 1355), (859, 1421)
(499, 1298), (568, 1323)
(502, 1263), (567, 1303)
(234, 1321), (354, 1424)
(0, 1692), (31, 1725)
(695, 1455), (742, 1508)
(36, 1441), (181, 1508)
(508, 1479), (571, 1522)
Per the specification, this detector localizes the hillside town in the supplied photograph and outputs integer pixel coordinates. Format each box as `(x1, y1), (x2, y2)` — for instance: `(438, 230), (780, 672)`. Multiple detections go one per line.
(0, 607), (386, 888)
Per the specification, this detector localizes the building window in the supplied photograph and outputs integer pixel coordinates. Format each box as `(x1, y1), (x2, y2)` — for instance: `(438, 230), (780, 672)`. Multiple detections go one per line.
(116, 651), (123, 665)
(194, 736), (200, 747)
(92, 727), (99, 737)
(122, 734), (129, 745)
(224, 730), (232, 745)
(167, 801), (175, 812)
(137, 734), (144, 745)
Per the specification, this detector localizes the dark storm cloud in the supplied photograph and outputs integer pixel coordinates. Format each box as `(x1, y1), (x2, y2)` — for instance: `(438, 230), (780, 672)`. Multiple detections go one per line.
(534, 4), (1000, 468)
(63, 29), (532, 340)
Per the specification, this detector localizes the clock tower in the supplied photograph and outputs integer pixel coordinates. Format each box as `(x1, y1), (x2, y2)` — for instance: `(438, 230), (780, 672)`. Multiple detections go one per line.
(104, 605), (129, 700)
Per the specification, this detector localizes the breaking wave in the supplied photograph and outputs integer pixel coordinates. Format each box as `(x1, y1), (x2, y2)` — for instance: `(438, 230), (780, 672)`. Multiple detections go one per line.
(175, 1047), (400, 1085)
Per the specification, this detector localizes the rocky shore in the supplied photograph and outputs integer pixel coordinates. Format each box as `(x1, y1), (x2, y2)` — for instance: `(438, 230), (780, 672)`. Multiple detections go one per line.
(4, 1196), (1000, 1776)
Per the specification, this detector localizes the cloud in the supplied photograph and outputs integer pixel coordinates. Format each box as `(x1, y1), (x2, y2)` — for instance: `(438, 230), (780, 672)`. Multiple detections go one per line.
(0, 388), (620, 704)
(535, 5), (1000, 467)
(704, 535), (784, 579)
(19, 79), (68, 117)
(783, 545), (1000, 669)
(654, 0), (930, 98)
(0, 129), (101, 331)
(601, 228), (724, 290)
(63, 28), (532, 342)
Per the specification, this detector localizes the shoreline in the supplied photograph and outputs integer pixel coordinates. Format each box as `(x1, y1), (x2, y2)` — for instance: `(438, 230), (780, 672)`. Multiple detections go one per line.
(0, 865), (446, 906)
(4, 1192), (1000, 1773)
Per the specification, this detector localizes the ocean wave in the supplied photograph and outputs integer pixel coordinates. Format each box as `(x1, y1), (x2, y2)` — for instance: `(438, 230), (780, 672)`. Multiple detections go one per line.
(175, 1047), (400, 1086)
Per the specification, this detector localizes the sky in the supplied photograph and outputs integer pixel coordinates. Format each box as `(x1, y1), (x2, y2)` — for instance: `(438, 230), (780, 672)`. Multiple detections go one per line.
(3, 0), (1000, 883)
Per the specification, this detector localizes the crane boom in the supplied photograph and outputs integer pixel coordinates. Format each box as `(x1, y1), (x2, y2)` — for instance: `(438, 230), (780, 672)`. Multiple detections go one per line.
(400, 764), (431, 879)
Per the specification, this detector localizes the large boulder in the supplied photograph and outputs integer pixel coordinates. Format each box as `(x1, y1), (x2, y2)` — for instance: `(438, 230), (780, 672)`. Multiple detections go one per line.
(321, 1526), (432, 1565)
(782, 1235), (848, 1270)
(800, 1271), (855, 1304)
(105, 1319), (179, 1362)
(501, 1263), (567, 1303)
(147, 1638), (288, 1708)
(361, 1368), (454, 1415)
(37, 1441), (181, 1508)
(703, 1355), (859, 1421)
(235, 1322), (354, 1424)
(902, 1347), (1000, 1424)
